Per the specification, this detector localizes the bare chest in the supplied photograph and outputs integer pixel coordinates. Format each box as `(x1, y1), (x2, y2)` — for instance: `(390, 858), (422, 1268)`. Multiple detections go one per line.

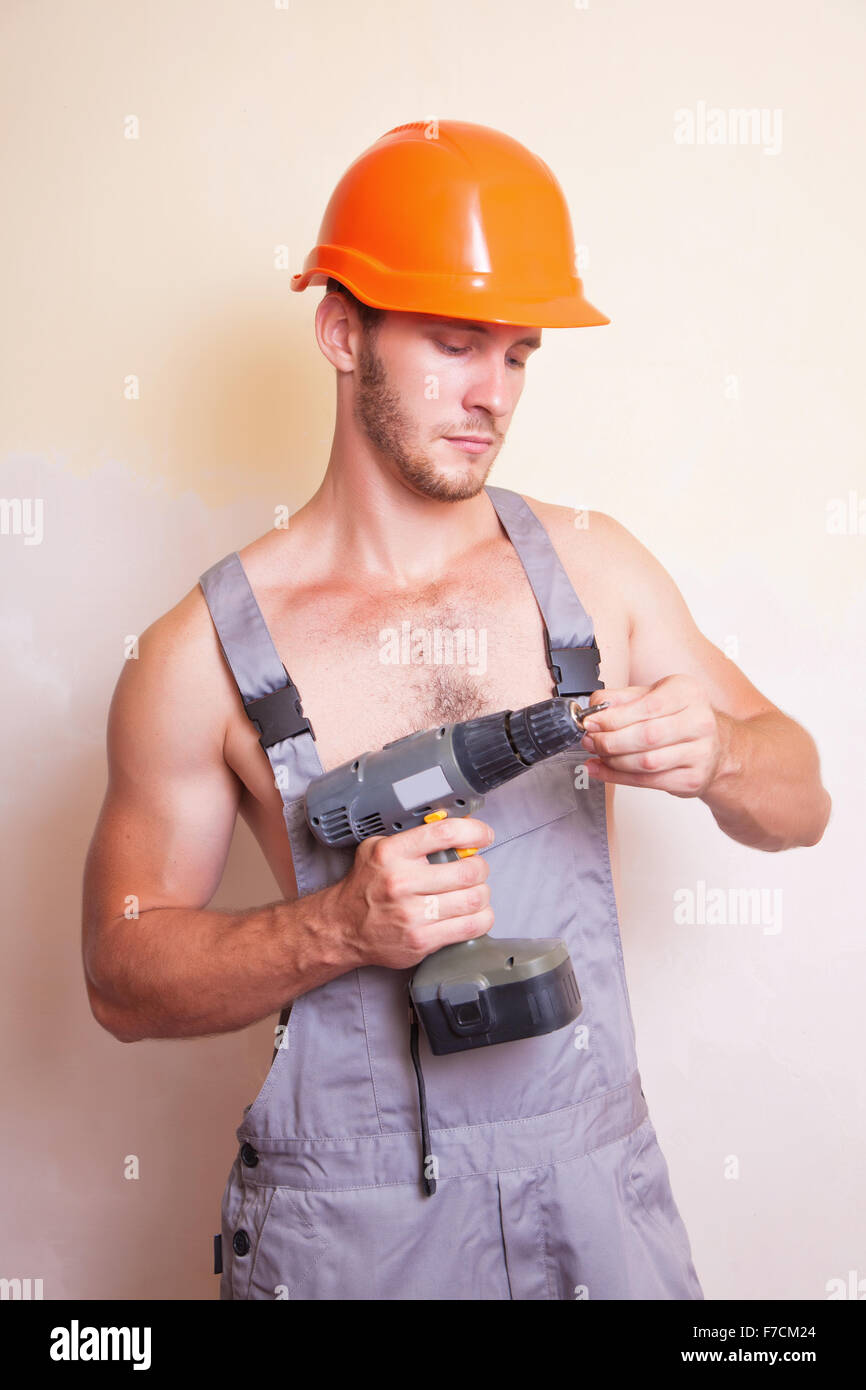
(222, 535), (628, 898)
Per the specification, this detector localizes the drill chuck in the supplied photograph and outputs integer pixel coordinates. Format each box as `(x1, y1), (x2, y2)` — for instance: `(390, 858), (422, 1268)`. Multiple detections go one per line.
(454, 697), (583, 792)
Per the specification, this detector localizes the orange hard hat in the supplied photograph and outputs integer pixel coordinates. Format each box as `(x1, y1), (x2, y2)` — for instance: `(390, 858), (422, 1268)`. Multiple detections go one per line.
(290, 120), (609, 329)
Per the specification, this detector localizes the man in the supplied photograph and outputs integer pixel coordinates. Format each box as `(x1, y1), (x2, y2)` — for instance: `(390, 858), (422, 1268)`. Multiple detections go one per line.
(82, 121), (830, 1300)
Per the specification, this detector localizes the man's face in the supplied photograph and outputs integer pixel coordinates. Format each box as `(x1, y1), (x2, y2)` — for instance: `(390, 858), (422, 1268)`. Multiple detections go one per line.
(352, 309), (542, 502)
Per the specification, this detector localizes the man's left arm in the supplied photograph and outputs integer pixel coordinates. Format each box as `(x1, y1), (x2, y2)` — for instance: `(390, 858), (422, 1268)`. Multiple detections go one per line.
(571, 513), (832, 852)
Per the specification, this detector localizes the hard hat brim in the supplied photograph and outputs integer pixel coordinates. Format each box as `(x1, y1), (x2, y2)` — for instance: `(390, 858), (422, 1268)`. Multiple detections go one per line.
(291, 250), (610, 329)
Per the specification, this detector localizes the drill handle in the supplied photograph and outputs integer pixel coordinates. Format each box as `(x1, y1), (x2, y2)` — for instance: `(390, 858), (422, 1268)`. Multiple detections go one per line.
(426, 848), (461, 865)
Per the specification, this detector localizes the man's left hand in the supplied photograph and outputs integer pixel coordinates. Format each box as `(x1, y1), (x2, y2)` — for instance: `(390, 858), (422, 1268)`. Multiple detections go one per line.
(579, 674), (728, 798)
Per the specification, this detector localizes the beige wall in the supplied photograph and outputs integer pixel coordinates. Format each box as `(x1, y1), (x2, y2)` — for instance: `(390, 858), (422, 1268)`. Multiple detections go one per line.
(2, 0), (863, 1300)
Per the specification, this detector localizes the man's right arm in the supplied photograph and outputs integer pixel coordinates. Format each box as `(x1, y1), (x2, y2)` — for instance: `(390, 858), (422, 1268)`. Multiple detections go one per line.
(81, 591), (363, 1044)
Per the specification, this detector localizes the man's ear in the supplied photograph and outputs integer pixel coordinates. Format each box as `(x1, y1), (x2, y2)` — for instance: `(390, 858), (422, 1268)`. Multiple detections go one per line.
(315, 293), (358, 373)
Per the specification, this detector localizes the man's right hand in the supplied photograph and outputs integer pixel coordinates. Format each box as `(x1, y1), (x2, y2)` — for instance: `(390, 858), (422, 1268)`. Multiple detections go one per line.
(330, 815), (495, 970)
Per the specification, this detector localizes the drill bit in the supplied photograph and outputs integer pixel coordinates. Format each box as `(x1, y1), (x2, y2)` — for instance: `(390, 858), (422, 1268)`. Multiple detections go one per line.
(568, 698), (611, 732)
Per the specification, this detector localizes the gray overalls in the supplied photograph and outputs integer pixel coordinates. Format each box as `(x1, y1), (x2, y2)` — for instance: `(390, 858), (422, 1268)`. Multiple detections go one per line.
(199, 485), (704, 1301)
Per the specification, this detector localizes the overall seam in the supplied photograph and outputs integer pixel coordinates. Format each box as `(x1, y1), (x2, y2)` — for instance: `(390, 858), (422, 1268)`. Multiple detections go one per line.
(356, 968), (385, 1134)
(246, 1185), (278, 1296)
(625, 1120), (693, 1265)
(495, 1177), (514, 1300)
(533, 1172), (556, 1300)
(239, 1073), (642, 1143)
(240, 1103), (648, 1194)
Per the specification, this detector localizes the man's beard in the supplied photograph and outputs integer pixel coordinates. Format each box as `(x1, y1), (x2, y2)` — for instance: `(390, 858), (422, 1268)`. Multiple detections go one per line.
(353, 333), (492, 502)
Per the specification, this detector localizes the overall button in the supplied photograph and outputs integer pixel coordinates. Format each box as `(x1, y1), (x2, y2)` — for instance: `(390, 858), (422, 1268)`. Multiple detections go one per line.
(241, 1142), (259, 1167)
(233, 1230), (251, 1257)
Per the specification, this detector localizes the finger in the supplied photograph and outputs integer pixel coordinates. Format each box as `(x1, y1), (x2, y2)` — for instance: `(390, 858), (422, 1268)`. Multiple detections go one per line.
(582, 686), (687, 734)
(585, 685), (649, 714)
(405, 851), (491, 897)
(585, 692), (615, 713)
(586, 742), (700, 775)
(388, 814), (495, 860)
(585, 758), (703, 793)
(414, 881), (491, 925)
(421, 904), (495, 948)
(582, 709), (699, 757)
(580, 686), (650, 731)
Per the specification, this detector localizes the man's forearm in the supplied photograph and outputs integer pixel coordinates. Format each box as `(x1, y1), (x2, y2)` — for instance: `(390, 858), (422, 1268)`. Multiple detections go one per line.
(701, 710), (832, 852)
(86, 884), (361, 1043)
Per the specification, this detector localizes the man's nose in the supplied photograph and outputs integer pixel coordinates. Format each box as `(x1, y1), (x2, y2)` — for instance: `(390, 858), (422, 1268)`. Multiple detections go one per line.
(463, 356), (514, 423)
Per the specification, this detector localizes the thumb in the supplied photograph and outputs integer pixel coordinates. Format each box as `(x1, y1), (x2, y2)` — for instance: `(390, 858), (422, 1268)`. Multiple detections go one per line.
(588, 685), (649, 710)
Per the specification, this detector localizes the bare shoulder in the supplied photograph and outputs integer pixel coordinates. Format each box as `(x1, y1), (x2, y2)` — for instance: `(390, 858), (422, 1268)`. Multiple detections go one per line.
(138, 580), (229, 680)
(517, 493), (626, 542)
(109, 578), (240, 763)
(515, 493), (638, 575)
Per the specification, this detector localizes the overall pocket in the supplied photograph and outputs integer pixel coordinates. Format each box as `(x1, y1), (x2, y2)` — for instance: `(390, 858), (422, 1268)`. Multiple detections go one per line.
(229, 1181), (331, 1300)
(626, 1118), (694, 1266)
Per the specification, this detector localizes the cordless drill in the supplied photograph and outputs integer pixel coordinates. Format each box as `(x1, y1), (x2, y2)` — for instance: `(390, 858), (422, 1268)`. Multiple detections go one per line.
(304, 696), (607, 1056)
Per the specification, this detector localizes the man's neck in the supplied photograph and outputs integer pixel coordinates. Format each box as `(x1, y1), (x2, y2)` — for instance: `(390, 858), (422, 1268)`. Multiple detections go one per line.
(291, 458), (503, 591)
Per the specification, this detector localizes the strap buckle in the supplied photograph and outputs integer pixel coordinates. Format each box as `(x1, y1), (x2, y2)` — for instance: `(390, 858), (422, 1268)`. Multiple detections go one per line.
(244, 668), (315, 748)
(545, 632), (604, 699)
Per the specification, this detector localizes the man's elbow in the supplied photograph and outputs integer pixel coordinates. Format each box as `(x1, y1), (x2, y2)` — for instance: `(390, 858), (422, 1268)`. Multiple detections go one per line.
(85, 973), (147, 1044)
(798, 788), (832, 848)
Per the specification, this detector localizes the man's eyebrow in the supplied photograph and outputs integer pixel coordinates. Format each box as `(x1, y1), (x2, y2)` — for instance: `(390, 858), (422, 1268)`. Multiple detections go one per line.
(424, 319), (541, 350)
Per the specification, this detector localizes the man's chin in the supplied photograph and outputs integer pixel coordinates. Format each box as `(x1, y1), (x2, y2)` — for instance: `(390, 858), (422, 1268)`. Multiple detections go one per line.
(394, 452), (493, 503)
(405, 471), (488, 503)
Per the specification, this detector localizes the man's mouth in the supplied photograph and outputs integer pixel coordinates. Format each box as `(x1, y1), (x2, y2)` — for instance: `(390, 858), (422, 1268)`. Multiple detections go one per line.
(443, 435), (493, 454)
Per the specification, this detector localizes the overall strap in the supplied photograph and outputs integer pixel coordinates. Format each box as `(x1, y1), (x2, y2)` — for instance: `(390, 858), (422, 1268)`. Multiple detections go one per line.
(198, 552), (321, 806)
(483, 485), (604, 700)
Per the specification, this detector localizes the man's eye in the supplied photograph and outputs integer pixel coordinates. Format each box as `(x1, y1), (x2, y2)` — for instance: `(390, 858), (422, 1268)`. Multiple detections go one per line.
(436, 341), (526, 369)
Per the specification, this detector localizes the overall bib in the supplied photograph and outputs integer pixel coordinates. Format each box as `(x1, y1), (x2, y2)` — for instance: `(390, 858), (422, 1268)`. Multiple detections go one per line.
(199, 485), (704, 1301)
